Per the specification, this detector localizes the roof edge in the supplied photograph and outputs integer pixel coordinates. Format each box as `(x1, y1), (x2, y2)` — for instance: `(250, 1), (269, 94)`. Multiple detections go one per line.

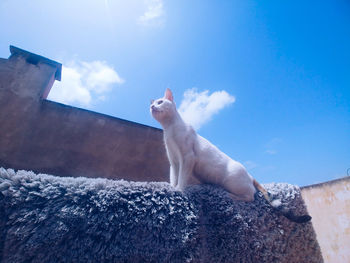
(301, 176), (350, 190)
(9, 45), (62, 81)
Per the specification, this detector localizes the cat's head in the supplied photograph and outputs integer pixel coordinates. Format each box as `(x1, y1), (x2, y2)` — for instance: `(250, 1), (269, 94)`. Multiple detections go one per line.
(150, 88), (176, 124)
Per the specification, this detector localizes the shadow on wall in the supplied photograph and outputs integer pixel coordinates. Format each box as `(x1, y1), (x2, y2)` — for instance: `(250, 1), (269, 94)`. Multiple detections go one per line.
(0, 168), (323, 263)
(0, 46), (169, 182)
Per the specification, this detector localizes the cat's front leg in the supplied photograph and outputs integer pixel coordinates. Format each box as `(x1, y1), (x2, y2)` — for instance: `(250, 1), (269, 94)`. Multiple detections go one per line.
(177, 155), (195, 191)
(169, 166), (178, 187)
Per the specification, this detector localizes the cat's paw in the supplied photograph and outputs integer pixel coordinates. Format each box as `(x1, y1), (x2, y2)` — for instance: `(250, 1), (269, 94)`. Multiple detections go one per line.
(271, 199), (282, 208)
(175, 185), (185, 192)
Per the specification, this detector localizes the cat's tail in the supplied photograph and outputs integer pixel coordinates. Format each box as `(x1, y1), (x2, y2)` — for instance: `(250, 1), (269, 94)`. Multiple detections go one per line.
(252, 179), (312, 224)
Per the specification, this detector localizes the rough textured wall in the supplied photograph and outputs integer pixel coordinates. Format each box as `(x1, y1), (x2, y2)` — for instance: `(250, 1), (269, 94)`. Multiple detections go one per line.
(301, 177), (350, 263)
(0, 168), (322, 263)
(0, 46), (169, 182)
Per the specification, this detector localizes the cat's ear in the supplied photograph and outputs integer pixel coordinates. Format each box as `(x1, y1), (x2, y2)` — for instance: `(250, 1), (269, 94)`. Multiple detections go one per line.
(164, 88), (174, 102)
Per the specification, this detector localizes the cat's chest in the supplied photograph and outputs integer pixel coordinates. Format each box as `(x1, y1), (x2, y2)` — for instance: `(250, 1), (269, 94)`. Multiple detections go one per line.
(164, 129), (191, 163)
(164, 135), (181, 159)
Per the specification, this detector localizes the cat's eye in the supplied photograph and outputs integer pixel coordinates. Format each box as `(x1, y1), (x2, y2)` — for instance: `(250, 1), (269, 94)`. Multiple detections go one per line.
(157, 100), (163, 105)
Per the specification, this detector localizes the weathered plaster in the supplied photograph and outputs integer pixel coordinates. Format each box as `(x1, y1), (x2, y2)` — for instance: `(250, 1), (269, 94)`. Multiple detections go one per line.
(301, 177), (350, 263)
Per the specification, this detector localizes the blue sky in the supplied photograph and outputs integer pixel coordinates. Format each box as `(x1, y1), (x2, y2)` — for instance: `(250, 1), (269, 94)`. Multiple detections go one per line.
(1, 0), (349, 186)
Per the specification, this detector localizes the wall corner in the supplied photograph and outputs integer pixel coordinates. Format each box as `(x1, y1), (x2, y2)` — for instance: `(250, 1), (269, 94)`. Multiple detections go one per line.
(9, 45), (62, 99)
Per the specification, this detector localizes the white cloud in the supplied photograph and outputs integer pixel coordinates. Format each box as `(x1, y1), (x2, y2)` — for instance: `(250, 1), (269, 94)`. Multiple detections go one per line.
(178, 88), (236, 130)
(265, 138), (282, 155)
(48, 60), (124, 107)
(138, 0), (165, 27)
(265, 149), (277, 155)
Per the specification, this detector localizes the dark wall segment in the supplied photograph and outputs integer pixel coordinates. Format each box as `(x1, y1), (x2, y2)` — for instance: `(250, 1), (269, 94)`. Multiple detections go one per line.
(0, 46), (169, 182)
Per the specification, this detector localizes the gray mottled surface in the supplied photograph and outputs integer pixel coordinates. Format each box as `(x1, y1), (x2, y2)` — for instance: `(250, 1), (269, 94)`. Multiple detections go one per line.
(0, 168), (323, 263)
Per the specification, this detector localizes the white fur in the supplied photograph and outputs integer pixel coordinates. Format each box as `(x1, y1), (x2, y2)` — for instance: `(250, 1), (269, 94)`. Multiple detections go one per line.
(271, 199), (282, 208)
(151, 89), (256, 201)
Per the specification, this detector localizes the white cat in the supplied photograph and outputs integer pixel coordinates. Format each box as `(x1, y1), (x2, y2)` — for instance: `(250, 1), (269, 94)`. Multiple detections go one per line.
(150, 89), (311, 223)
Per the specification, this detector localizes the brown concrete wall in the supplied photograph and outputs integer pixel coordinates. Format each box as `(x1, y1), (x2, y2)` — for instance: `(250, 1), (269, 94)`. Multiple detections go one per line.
(0, 46), (169, 182)
(301, 177), (350, 263)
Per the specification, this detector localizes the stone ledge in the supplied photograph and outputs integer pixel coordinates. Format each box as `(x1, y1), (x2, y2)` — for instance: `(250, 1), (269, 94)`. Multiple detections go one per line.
(0, 168), (323, 262)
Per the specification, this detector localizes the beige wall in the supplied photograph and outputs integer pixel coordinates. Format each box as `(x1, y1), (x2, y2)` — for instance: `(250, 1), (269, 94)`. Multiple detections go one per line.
(301, 177), (350, 263)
